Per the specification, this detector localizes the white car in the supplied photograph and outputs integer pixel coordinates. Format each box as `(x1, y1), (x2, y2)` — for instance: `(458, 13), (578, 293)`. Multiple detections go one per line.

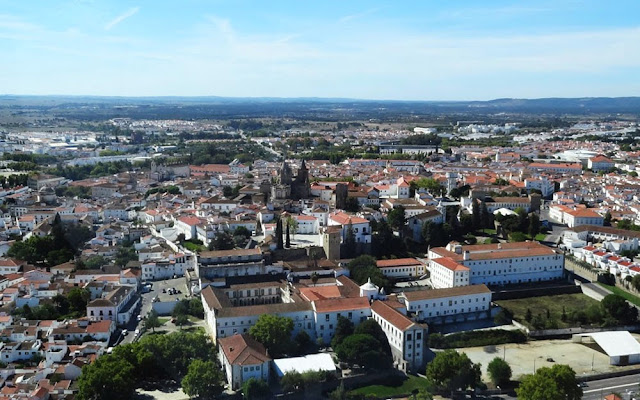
(134, 329), (140, 336)
(122, 329), (128, 336)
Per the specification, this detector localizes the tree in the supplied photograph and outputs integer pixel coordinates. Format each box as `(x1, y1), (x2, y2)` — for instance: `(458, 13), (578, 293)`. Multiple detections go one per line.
(209, 231), (234, 251)
(604, 211), (612, 226)
(471, 200), (481, 231)
(516, 364), (581, 400)
(275, 218), (284, 250)
(311, 272), (319, 286)
(487, 357), (512, 386)
(632, 275), (640, 292)
(67, 288), (90, 314)
(331, 316), (355, 348)
(285, 221), (291, 248)
(344, 196), (360, 212)
(425, 349), (481, 392)
(115, 246), (137, 267)
(280, 371), (305, 392)
(175, 314), (189, 328)
(249, 314), (294, 358)
(344, 223), (356, 258)
(242, 378), (270, 400)
(528, 213), (541, 238)
(347, 255), (389, 290)
(77, 355), (136, 400)
(479, 200), (491, 230)
(84, 255), (107, 269)
(601, 294), (638, 325)
(334, 333), (392, 370)
(145, 310), (161, 333)
(222, 185), (233, 198)
(181, 359), (224, 399)
(294, 330), (312, 355)
(387, 205), (406, 231)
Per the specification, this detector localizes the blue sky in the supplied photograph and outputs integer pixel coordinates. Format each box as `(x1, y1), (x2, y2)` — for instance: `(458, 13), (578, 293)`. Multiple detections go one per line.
(1, 0), (639, 100)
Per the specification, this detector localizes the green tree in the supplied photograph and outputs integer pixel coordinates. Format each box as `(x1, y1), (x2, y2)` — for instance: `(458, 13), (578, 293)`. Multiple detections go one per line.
(249, 314), (294, 358)
(67, 288), (90, 314)
(209, 231), (234, 251)
(387, 205), (406, 231)
(516, 364), (581, 400)
(222, 185), (233, 198)
(285, 221), (291, 248)
(242, 378), (270, 400)
(77, 355), (136, 400)
(334, 333), (392, 370)
(294, 330), (312, 355)
(181, 360), (224, 399)
(471, 199), (481, 231)
(275, 218), (284, 250)
(601, 294), (638, 324)
(280, 371), (305, 392)
(84, 255), (107, 269)
(487, 357), (512, 386)
(343, 223), (357, 258)
(347, 255), (389, 290)
(114, 246), (137, 267)
(145, 310), (162, 333)
(425, 349), (481, 392)
(331, 316), (355, 348)
(528, 213), (541, 238)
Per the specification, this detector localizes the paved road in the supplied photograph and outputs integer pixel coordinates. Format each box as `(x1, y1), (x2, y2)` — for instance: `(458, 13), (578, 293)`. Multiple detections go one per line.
(114, 278), (191, 345)
(582, 374), (640, 400)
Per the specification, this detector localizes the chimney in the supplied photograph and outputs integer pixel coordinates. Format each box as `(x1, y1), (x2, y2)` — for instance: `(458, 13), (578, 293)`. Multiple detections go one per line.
(463, 251), (470, 261)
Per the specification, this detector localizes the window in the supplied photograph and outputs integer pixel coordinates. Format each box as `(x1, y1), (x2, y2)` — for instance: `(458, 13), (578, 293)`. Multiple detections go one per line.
(325, 315), (330, 321)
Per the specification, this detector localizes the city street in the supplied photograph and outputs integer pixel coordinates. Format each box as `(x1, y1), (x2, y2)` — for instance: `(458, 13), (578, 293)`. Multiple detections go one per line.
(581, 374), (640, 400)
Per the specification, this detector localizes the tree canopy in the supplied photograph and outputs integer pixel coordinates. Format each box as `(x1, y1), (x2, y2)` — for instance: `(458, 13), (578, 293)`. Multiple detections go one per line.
(181, 360), (224, 399)
(425, 349), (481, 392)
(487, 357), (512, 386)
(249, 314), (294, 358)
(516, 364), (582, 400)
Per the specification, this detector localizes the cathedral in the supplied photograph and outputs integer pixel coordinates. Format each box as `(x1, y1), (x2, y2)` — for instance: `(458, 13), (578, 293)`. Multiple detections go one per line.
(271, 160), (311, 200)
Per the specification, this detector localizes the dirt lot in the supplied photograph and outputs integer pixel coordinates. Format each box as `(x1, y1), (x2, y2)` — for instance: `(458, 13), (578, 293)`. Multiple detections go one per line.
(459, 334), (640, 381)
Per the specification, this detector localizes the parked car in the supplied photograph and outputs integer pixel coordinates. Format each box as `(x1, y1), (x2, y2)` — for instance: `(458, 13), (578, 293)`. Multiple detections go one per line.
(122, 329), (128, 336)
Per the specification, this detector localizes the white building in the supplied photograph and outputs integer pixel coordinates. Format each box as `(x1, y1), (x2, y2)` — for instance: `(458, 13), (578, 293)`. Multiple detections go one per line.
(399, 284), (492, 324)
(428, 242), (564, 288)
(328, 212), (371, 244)
(524, 177), (555, 198)
(376, 258), (426, 279)
(371, 300), (427, 373)
(218, 334), (271, 390)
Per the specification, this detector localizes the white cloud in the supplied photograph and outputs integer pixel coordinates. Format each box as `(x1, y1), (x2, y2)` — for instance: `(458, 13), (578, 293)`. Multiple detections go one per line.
(104, 7), (140, 31)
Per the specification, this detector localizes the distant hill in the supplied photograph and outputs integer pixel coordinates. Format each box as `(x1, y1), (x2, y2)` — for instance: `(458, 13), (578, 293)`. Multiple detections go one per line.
(1, 95), (639, 119)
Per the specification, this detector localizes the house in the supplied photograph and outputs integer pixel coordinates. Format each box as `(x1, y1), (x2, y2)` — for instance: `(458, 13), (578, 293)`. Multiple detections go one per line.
(218, 334), (271, 390)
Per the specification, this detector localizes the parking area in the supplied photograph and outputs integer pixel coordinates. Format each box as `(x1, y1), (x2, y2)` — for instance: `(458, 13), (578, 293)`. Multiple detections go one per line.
(460, 334), (640, 381)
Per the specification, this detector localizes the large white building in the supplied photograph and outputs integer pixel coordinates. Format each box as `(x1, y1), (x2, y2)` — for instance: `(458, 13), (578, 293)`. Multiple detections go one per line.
(550, 205), (604, 228)
(428, 242), (564, 288)
(371, 300), (427, 373)
(399, 284), (492, 324)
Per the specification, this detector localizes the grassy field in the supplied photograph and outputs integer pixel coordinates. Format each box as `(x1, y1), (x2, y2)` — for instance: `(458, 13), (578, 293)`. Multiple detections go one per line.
(349, 375), (432, 398)
(534, 233), (548, 241)
(496, 293), (601, 329)
(597, 283), (640, 307)
(158, 317), (170, 325)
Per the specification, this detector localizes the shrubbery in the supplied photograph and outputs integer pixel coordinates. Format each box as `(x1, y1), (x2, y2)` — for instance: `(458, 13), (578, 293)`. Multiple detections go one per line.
(428, 330), (527, 349)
